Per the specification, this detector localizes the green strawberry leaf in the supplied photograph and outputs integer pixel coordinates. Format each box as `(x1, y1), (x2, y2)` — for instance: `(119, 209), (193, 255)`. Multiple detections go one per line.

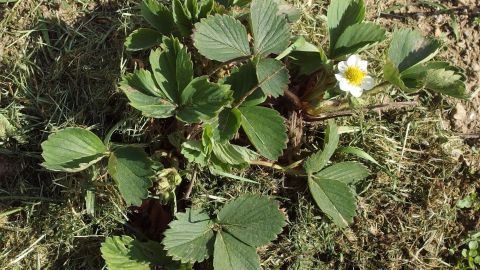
(173, 0), (194, 37)
(101, 236), (183, 270)
(315, 162), (370, 184)
(181, 140), (209, 167)
(163, 209), (215, 264)
(213, 232), (260, 270)
(388, 29), (441, 72)
(41, 128), (107, 172)
(304, 121), (339, 174)
(212, 108), (242, 142)
(140, 0), (174, 34)
(225, 61), (266, 107)
(149, 36), (194, 104)
(125, 28), (163, 51)
(331, 22), (385, 58)
(217, 194), (286, 247)
(193, 14), (251, 62)
(327, 0), (365, 54)
(239, 106), (288, 160)
(177, 76), (233, 123)
(308, 177), (357, 227)
(423, 67), (468, 99)
(250, 0), (290, 57)
(107, 146), (153, 206)
(256, 58), (290, 98)
(212, 143), (259, 165)
(119, 71), (176, 118)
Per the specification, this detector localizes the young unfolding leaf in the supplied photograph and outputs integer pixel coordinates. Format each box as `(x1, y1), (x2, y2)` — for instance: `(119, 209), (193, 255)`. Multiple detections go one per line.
(331, 22), (385, 58)
(176, 76), (233, 123)
(140, 0), (174, 35)
(239, 106), (288, 160)
(303, 121), (339, 174)
(41, 128), (108, 172)
(101, 236), (184, 270)
(256, 58), (290, 98)
(193, 14), (251, 62)
(315, 162), (369, 184)
(387, 29), (441, 73)
(122, 37), (232, 123)
(107, 146), (154, 206)
(173, 0), (194, 37)
(308, 177), (357, 227)
(125, 28), (163, 51)
(149, 37), (194, 104)
(250, 0), (290, 57)
(217, 194), (286, 247)
(327, 0), (365, 54)
(225, 61), (266, 107)
(213, 232), (260, 270)
(162, 209), (215, 263)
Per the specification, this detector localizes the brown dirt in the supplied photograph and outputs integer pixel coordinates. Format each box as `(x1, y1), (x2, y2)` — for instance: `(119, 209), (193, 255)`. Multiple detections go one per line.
(368, 0), (480, 133)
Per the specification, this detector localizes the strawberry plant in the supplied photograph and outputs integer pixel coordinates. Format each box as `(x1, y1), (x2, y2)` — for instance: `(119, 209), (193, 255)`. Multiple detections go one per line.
(39, 0), (471, 268)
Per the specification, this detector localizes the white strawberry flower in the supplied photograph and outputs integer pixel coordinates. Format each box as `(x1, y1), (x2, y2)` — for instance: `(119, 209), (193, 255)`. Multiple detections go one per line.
(335, 55), (375, 97)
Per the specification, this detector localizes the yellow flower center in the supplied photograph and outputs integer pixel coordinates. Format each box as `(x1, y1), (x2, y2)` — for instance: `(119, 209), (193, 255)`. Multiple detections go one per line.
(344, 66), (365, 86)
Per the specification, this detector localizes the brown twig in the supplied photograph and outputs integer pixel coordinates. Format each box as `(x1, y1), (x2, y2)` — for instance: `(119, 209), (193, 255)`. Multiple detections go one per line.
(183, 167), (197, 200)
(284, 89), (303, 109)
(304, 101), (418, 122)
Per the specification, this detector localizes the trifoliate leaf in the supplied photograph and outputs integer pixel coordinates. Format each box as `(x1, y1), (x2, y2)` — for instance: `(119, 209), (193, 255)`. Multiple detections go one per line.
(193, 14), (251, 62)
(304, 121), (339, 174)
(107, 146), (153, 206)
(149, 37), (194, 104)
(256, 58), (290, 98)
(239, 106), (288, 160)
(177, 76), (232, 123)
(163, 209), (215, 263)
(251, 0), (290, 57)
(423, 67), (468, 99)
(327, 0), (365, 54)
(212, 108), (242, 142)
(315, 162), (369, 184)
(212, 143), (258, 165)
(101, 236), (182, 270)
(388, 29), (441, 72)
(120, 71), (177, 118)
(173, 0), (194, 37)
(181, 140), (209, 167)
(140, 0), (174, 34)
(41, 128), (107, 172)
(225, 61), (266, 107)
(331, 22), (385, 58)
(217, 194), (286, 247)
(125, 28), (163, 51)
(213, 232), (260, 270)
(308, 177), (357, 227)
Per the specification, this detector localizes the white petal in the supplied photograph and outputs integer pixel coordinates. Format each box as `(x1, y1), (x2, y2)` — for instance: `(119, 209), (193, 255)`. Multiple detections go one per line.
(335, 73), (345, 82)
(347, 54), (361, 67)
(338, 61), (348, 72)
(358, 60), (368, 72)
(361, 76), (375, 90)
(339, 80), (352, 92)
(350, 87), (364, 97)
